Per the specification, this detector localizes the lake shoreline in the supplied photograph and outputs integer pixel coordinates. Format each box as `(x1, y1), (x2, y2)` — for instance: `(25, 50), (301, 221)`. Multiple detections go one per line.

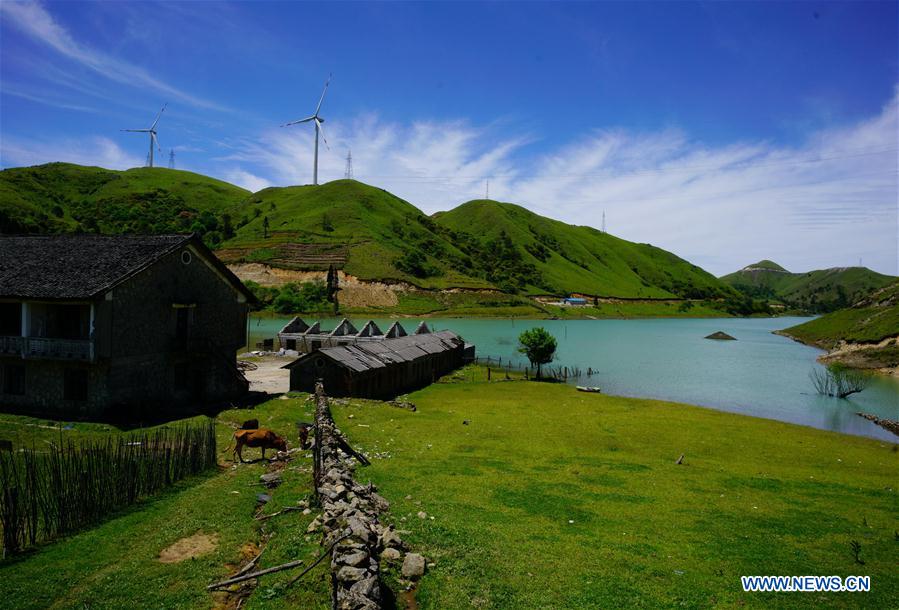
(774, 329), (899, 377)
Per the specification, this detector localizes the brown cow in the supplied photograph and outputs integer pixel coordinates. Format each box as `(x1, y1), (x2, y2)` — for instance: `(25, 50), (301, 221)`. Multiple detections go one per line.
(232, 428), (287, 463)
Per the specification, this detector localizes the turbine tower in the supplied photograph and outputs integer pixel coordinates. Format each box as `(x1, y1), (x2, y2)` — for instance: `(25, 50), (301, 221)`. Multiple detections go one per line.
(122, 104), (166, 167)
(281, 74), (331, 185)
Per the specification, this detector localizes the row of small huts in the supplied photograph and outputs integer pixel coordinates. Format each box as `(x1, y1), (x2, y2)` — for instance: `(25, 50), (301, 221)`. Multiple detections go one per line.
(278, 317), (475, 398)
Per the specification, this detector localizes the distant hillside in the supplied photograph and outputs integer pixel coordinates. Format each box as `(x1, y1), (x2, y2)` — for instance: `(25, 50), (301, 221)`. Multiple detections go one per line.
(433, 200), (734, 298)
(216, 180), (492, 289)
(779, 282), (899, 372)
(1, 163), (738, 301)
(721, 260), (895, 313)
(0, 162), (249, 238)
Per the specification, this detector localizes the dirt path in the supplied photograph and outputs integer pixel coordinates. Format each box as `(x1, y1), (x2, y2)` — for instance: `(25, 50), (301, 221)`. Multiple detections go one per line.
(240, 356), (293, 394)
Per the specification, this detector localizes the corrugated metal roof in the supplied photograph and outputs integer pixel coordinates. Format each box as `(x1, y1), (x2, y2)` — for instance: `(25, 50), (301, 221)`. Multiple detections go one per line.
(284, 330), (463, 371)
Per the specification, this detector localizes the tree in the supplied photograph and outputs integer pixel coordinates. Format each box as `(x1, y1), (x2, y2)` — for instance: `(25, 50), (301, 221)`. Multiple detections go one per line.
(810, 364), (870, 399)
(262, 215), (270, 239)
(518, 327), (557, 379)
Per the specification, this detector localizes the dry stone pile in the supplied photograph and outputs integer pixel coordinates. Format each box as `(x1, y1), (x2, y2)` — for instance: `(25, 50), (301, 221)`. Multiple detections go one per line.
(313, 383), (415, 609)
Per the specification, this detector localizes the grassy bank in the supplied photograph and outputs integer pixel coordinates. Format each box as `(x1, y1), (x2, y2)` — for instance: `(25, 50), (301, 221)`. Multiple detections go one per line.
(2, 375), (896, 608)
(338, 373), (898, 609)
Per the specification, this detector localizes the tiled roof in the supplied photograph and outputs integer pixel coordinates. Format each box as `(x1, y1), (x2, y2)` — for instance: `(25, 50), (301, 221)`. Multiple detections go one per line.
(0, 234), (254, 301)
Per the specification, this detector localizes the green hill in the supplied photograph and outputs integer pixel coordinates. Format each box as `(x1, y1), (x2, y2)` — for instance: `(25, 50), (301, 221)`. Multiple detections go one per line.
(0, 162), (250, 237)
(432, 199), (734, 298)
(720, 260), (895, 313)
(216, 179), (492, 289)
(778, 282), (899, 371)
(781, 282), (899, 348)
(1, 163), (738, 300)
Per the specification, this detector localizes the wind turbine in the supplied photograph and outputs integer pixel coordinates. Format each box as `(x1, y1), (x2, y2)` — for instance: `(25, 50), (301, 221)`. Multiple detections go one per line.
(122, 104), (166, 167)
(281, 75), (331, 185)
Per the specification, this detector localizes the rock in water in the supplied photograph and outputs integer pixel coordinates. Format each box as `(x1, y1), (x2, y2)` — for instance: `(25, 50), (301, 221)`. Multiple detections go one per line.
(705, 331), (737, 341)
(402, 553), (426, 578)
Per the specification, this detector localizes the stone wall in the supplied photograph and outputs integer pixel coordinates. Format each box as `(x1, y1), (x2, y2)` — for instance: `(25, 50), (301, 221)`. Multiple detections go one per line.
(312, 382), (400, 609)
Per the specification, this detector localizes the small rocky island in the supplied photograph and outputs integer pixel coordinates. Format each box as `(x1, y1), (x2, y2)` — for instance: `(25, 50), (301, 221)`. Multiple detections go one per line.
(705, 331), (737, 341)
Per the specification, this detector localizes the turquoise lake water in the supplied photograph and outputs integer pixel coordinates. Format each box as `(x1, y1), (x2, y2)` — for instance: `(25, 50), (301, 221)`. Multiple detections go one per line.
(247, 315), (899, 442)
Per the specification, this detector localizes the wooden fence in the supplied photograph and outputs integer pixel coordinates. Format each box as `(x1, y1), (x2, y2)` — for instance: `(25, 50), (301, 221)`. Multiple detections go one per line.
(0, 419), (217, 554)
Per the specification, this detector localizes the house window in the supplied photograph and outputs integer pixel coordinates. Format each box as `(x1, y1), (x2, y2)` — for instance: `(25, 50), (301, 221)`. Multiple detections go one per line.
(0, 303), (22, 336)
(64, 369), (88, 401)
(2, 364), (25, 395)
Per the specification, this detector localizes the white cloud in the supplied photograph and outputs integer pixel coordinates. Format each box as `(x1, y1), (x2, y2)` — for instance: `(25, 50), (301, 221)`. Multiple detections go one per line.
(0, 135), (142, 170)
(221, 168), (271, 193)
(218, 94), (897, 276)
(0, 1), (227, 111)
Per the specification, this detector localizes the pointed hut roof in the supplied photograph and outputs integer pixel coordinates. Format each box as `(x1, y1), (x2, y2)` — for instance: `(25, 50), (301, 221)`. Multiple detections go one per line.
(414, 321), (431, 335)
(330, 318), (358, 337)
(303, 321), (321, 335)
(357, 320), (383, 337)
(385, 321), (407, 339)
(280, 316), (309, 334)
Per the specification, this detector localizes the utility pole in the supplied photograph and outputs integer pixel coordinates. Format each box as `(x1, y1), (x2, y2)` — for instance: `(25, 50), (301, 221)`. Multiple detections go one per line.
(168, 149), (175, 169)
(344, 150), (353, 179)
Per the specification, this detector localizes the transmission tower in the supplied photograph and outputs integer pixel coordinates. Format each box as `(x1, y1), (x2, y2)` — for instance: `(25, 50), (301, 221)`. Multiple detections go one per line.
(168, 149), (175, 169)
(344, 150), (353, 179)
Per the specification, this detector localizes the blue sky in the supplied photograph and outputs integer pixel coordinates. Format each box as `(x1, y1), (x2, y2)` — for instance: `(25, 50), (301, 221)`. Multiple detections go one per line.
(1, 1), (896, 275)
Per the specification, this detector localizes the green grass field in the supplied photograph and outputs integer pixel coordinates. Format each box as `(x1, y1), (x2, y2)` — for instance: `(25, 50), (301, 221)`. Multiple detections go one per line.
(333, 374), (898, 608)
(2, 372), (896, 609)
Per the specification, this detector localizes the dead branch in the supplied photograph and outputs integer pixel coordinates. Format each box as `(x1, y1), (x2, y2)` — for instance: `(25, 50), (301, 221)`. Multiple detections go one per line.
(207, 559), (305, 590)
(255, 506), (304, 521)
(286, 534), (350, 588)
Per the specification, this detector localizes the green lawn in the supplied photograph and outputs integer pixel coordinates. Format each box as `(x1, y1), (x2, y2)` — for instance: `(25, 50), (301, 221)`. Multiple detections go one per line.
(0, 401), (331, 610)
(2, 374), (896, 609)
(336, 372), (898, 609)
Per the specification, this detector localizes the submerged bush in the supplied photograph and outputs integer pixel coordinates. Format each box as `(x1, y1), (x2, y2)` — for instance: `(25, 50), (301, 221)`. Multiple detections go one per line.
(810, 364), (871, 399)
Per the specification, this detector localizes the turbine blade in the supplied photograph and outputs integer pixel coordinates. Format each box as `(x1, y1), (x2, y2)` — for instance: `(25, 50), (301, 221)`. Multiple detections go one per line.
(122, 129), (150, 132)
(152, 132), (161, 152)
(314, 73), (331, 116)
(151, 103), (167, 129)
(315, 118), (329, 150)
(281, 116), (315, 127)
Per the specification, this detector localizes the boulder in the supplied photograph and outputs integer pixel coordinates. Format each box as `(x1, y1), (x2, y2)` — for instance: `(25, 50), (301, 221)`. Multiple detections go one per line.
(401, 553), (426, 579)
(381, 547), (402, 561)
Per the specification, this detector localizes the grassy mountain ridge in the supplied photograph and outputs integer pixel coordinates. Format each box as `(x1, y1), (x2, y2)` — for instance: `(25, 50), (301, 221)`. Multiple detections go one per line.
(3, 163), (737, 300)
(433, 199), (734, 298)
(0, 162), (249, 238)
(721, 259), (895, 313)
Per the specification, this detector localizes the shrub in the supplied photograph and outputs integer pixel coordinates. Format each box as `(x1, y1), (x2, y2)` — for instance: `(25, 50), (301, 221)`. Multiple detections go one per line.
(810, 364), (870, 399)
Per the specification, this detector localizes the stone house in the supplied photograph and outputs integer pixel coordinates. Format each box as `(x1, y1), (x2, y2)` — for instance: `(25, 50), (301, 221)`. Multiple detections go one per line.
(283, 330), (466, 398)
(0, 234), (255, 417)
